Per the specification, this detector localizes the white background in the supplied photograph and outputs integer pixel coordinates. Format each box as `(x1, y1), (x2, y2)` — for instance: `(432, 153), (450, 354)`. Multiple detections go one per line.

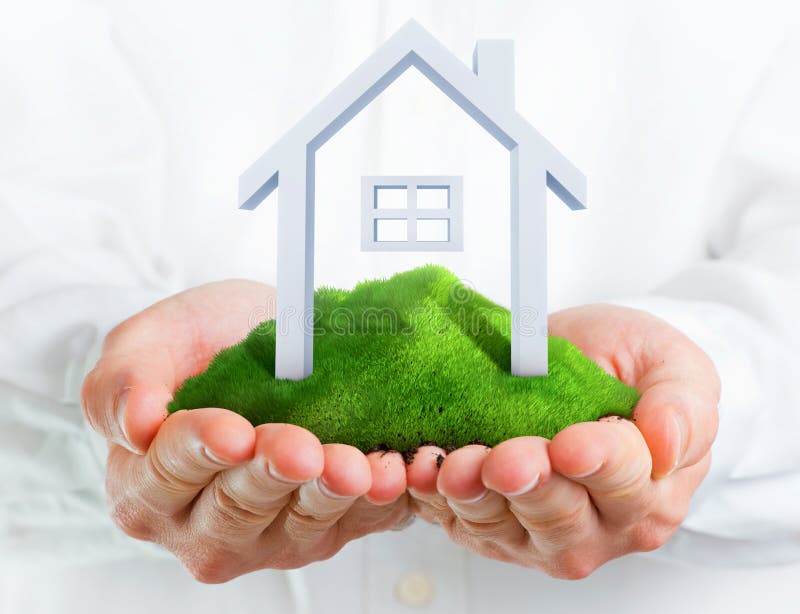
(1, 1), (799, 613)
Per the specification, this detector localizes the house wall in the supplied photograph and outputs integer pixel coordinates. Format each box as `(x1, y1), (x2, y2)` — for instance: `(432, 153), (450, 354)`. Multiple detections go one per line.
(313, 66), (513, 307)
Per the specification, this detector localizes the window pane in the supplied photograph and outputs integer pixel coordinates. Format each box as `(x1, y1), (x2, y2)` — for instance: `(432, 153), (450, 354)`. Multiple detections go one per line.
(416, 219), (449, 242)
(375, 219), (408, 242)
(375, 186), (408, 209)
(416, 186), (449, 209)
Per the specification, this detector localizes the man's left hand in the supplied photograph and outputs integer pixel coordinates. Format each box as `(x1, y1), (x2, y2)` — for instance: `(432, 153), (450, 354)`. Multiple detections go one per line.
(406, 304), (719, 579)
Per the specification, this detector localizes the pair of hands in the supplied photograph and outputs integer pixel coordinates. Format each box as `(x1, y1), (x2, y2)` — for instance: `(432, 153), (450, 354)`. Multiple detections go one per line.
(81, 280), (719, 583)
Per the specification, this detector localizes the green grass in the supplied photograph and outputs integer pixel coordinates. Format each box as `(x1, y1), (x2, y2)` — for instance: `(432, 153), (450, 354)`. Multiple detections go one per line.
(168, 265), (639, 453)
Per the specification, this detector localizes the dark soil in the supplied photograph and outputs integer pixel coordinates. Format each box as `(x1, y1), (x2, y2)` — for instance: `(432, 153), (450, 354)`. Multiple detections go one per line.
(367, 438), (493, 467)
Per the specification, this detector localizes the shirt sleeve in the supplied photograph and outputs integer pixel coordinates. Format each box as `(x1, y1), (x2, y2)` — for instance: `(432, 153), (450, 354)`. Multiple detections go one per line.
(610, 37), (800, 566)
(0, 1), (176, 564)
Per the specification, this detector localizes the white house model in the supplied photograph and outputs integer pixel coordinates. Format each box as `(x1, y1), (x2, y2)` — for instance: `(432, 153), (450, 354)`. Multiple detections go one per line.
(238, 20), (587, 381)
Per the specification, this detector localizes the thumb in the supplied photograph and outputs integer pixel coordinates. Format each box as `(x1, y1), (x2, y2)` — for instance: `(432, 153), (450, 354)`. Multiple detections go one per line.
(82, 349), (174, 453)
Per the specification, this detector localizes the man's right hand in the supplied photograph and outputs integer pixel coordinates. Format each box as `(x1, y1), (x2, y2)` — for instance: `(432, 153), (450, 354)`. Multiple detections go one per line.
(81, 280), (412, 583)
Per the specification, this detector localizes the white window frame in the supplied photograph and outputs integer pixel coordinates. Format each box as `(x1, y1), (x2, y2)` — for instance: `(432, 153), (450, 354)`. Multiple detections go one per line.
(361, 175), (464, 251)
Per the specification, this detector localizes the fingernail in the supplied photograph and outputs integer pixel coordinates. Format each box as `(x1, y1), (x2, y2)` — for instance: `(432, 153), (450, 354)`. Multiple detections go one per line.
(317, 477), (353, 500)
(114, 388), (138, 454)
(670, 413), (688, 474)
(202, 446), (227, 465)
(267, 461), (306, 485)
(451, 488), (488, 504)
(569, 461), (604, 479)
(502, 473), (541, 497)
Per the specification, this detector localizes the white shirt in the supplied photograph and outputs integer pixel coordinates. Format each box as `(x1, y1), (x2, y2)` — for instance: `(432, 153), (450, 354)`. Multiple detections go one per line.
(1, 1), (799, 612)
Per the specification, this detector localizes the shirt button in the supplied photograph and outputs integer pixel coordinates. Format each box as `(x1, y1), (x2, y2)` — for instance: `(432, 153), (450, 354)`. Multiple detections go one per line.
(394, 570), (435, 607)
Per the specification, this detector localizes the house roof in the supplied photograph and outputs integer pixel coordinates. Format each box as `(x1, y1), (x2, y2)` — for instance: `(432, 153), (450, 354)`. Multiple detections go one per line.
(239, 19), (587, 212)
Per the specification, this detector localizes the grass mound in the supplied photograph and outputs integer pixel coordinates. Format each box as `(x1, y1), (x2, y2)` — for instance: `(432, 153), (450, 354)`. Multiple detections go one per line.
(168, 265), (639, 453)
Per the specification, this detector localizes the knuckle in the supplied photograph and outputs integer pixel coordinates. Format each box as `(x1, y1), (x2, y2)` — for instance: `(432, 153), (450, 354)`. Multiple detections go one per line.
(413, 504), (452, 526)
(108, 498), (153, 541)
(630, 520), (678, 553)
(145, 451), (198, 498)
(410, 493), (449, 515)
(130, 453), (202, 517)
(520, 502), (588, 544)
(273, 526), (342, 568)
(208, 479), (281, 529)
(282, 498), (334, 541)
(456, 516), (514, 540)
(600, 467), (653, 503)
(339, 497), (411, 535)
(548, 551), (598, 580)
(184, 552), (237, 584)
(410, 497), (453, 526)
(605, 489), (658, 526)
(445, 520), (530, 565)
(659, 495), (691, 529)
(104, 318), (137, 350)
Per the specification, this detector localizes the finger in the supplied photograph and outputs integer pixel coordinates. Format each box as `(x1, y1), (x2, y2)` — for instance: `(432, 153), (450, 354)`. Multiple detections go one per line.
(482, 436), (597, 551)
(655, 450), (712, 524)
(438, 445), (523, 553)
(80, 280), (275, 454)
(437, 445), (509, 524)
(630, 317), (720, 477)
(406, 445), (452, 524)
(335, 494), (415, 540)
(279, 443), (371, 543)
(549, 419), (655, 527)
(672, 450), (712, 494)
(549, 305), (721, 478)
(659, 452), (712, 518)
(81, 350), (175, 453)
(189, 423), (324, 540)
(108, 408), (255, 517)
(365, 449), (407, 505)
(626, 451), (713, 553)
(633, 353), (720, 477)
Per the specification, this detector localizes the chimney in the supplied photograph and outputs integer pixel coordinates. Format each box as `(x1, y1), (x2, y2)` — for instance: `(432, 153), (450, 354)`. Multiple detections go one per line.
(472, 39), (515, 107)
